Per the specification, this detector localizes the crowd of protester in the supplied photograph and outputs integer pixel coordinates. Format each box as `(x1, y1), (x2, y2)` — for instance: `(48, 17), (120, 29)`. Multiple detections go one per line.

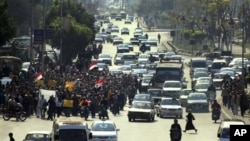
(0, 49), (139, 121)
(221, 74), (250, 117)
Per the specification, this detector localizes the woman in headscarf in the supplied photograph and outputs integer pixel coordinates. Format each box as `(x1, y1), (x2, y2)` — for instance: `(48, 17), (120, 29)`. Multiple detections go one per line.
(183, 110), (197, 133)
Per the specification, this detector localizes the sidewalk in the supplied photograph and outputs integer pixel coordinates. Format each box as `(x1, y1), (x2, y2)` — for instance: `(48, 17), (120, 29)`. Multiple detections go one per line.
(220, 103), (250, 124)
(215, 43), (250, 55)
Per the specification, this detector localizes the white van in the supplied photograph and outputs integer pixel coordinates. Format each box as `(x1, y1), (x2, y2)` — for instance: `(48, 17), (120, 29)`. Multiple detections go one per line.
(51, 117), (92, 141)
(211, 59), (227, 75)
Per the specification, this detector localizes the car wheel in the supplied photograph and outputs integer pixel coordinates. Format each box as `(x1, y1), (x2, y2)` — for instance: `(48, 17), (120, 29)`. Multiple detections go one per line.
(128, 118), (132, 122)
(156, 113), (159, 117)
(180, 115), (183, 119)
(159, 112), (163, 118)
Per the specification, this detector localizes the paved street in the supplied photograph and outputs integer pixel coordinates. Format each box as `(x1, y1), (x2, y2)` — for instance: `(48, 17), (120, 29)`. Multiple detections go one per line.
(0, 17), (223, 141)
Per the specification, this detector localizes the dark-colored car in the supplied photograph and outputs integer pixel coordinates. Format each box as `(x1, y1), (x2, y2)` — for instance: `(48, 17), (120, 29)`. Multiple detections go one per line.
(186, 93), (209, 112)
(130, 38), (139, 46)
(147, 88), (163, 104)
(127, 101), (156, 122)
(121, 27), (130, 35)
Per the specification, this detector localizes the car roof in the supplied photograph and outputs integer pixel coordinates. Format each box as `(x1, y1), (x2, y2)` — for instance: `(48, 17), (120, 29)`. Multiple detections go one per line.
(92, 120), (115, 124)
(26, 131), (51, 134)
(220, 121), (245, 128)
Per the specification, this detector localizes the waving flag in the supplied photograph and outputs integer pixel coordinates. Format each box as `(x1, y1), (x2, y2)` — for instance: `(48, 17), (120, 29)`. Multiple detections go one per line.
(35, 72), (43, 82)
(95, 77), (104, 88)
(89, 62), (97, 71)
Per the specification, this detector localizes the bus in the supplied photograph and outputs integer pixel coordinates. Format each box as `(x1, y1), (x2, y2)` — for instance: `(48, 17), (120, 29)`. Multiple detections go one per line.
(0, 56), (22, 78)
(154, 60), (183, 88)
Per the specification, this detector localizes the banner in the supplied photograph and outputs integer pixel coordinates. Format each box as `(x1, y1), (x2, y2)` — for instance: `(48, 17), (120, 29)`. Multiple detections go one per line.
(63, 99), (73, 108)
(65, 81), (74, 92)
(47, 79), (57, 87)
(39, 89), (56, 100)
(36, 80), (45, 87)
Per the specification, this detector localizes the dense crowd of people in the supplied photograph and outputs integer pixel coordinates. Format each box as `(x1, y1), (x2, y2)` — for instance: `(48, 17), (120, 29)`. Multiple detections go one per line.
(0, 48), (141, 121)
(220, 74), (250, 117)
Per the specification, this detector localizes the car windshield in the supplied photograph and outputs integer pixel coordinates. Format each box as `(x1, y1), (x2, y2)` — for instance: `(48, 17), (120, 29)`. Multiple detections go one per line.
(191, 61), (207, 68)
(189, 94), (207, 100)
(119, 66), (131, 70)
(182, 90), (192, 95)
(91, 123), (115, 131)
(195, 83), (210, 89)
(193, 73), (208, 78)
(25, 134), (50, 141)
(99, 54), (110, 58)
(161, 99), (179, 105)
(132, 102), (152, 109)
(163, 82), (181, 88)
(221, 128), (230, 138)
(134, 95), (151, 101)
(142, 79), (151, 83)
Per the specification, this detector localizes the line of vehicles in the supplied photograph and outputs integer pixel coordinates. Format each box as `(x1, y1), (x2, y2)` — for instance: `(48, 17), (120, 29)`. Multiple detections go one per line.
(22, 117), (120, 141)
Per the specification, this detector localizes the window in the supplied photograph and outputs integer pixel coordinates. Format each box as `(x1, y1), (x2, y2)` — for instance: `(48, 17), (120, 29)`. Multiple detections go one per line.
(191, 61), (207, 68)
(163, 82), (181, 88)
(161, 99), (179, 105)
(59, 129), (87, 141)
(156, 68), (181, 83)
(92, 123), (115, 131)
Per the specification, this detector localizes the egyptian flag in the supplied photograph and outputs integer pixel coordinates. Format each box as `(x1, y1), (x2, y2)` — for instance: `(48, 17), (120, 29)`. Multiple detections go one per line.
(95, 77), (104, 88)
(35, 72), (43, 82)
(89, 62), (97, 71)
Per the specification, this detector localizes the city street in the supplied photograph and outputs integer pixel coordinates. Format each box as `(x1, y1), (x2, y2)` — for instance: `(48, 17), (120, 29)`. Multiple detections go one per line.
(0, 17), (223, 141)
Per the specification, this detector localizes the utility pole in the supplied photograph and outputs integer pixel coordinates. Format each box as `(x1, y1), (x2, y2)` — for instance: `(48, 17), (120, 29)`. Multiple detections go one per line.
(30, 0), (34, 64)
(41, 0), (46, 72)
(60, 0), (63, 65)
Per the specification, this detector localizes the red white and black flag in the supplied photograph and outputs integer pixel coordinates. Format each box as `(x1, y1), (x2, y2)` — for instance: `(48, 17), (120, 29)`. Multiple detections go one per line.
(95, 77), (104, 88)
(35, 72), (43, 82)
(88, 62), (97, 71)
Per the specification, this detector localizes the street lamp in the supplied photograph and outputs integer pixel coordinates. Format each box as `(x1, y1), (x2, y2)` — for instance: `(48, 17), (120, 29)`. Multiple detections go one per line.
(202, 17), (208, 42)
(180, 16), (186, 48)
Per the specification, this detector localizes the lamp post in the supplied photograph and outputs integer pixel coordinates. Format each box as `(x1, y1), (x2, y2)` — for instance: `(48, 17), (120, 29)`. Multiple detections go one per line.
(202, 17), (208, 45)
(242, 3), (246, 88)
(41, 0), (46, 72)
(180, 16), (186, 48)
(60, 0), (63, 65)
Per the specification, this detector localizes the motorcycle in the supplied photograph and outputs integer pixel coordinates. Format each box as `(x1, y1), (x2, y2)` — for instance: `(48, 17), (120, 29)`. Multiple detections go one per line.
(212, 108), (221, 123)
(170, 128), (181, 141)
(3, 108), (27, 121)
(98, 106), (109, 119)
(80, 106), (89, 120)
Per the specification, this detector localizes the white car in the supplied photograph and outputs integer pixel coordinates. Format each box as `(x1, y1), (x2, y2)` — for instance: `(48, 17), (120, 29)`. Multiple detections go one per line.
(156, 97), (183, 118)
(91, 120), (120, 141)
(162, 81), (182, 91)
(138, 54), (149, 62)
(23, 131), (51, 141)
(162, 81), (182, 98)
(21, 62), (31, 72)
(111, 25), (119, 32)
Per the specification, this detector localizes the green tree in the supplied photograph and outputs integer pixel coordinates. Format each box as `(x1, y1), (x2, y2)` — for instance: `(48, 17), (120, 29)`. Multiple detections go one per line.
(46, 0), (95, 65)
(0, 0), (16, 46)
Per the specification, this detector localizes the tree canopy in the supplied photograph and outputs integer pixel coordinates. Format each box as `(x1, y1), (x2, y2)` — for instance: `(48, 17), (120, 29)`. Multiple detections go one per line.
(46, 0), (95, 65)
(0, 0), (16, 46)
